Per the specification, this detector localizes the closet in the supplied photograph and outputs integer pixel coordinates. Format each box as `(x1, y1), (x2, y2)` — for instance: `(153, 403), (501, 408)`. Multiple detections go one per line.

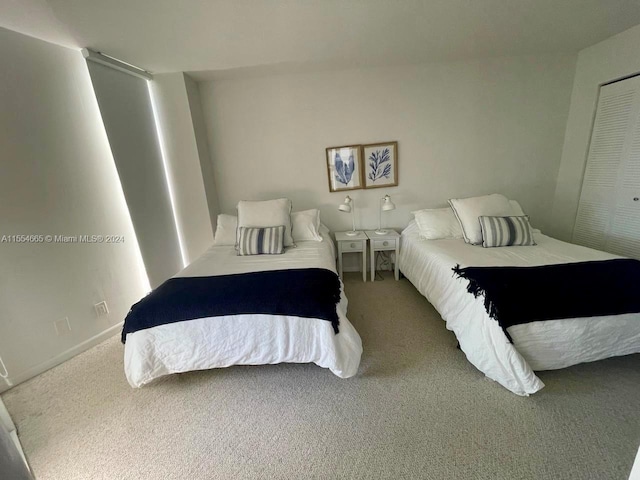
(573, 74), (640, 259)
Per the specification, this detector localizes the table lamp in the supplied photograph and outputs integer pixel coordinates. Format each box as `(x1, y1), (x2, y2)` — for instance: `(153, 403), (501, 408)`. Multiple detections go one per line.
(338, 195), (358, 236)
(376, 194), (396, 235)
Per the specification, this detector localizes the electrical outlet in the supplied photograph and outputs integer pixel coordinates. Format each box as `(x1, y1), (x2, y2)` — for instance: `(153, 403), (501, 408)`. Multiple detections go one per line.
(54, 317), (71, 336)
(94, 301), (109, 318)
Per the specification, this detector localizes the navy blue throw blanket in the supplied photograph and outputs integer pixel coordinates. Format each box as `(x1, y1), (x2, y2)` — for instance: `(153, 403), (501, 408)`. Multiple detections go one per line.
(122, 268), (341, 343)
(452, 258), (640, 343)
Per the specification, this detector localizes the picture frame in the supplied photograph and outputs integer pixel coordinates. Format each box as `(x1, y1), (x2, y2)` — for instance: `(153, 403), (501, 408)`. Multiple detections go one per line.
(362, 141), (398, 189)
(326, 144), (363, 192)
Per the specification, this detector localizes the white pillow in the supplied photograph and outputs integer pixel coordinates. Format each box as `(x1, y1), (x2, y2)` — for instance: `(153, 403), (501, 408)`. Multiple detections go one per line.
(291, 209), (322, 242)
(319, 223), (330, 238)
(509, 200), (525, 216)
(449, 194), (514, 245)
(508, 200), (541, 232)
(411, 208), (463, 240)
(213, 214), (238, 246)
(237, 198), (294, 247)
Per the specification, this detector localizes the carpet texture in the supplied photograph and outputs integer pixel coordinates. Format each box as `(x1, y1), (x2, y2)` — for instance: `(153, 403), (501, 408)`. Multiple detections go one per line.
(2, 272), (639, 480)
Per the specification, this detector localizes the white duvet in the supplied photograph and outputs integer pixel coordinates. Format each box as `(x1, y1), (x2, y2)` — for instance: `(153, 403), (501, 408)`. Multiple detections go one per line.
(399, 221), (640, 396)
(124, 233), (363, 387)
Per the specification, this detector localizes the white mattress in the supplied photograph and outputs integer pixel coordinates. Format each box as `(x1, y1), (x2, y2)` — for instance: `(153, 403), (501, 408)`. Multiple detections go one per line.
(124, 232), (363, 387)
(398, 221), (640, 396)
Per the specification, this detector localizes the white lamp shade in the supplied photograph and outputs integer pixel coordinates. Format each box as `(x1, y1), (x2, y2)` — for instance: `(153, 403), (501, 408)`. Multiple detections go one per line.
(338, 196), (353, 213)
(381, 195), (396, 211)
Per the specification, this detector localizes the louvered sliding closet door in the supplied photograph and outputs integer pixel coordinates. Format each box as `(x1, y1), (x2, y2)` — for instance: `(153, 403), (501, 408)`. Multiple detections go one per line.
(573, 75), (640, 259)
(608, 91), (640, 258)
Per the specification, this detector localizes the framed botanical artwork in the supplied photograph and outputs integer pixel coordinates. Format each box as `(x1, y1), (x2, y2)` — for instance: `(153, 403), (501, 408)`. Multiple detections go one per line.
(362, 141), (398, 189)
(326, 144), (363, 192)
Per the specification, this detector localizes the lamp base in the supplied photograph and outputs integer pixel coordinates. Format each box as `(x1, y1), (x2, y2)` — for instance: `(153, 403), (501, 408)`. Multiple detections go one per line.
(345, 230), (359, 236)
(374, 229), (389, 235)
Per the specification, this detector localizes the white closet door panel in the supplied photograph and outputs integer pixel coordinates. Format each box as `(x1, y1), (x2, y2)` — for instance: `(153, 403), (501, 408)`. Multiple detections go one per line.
(623, 125), (640, 189)
(609, 96), (640, 259)
(573, 200), (611, 250)
(581, 89), (634, 189)
(573, 76), (640, 251)
(607, 203), (640, 259)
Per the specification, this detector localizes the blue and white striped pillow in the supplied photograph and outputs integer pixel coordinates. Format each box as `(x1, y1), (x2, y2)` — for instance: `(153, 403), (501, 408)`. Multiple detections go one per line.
(478, 216), (536, 248)
(237, 226), (285, 256)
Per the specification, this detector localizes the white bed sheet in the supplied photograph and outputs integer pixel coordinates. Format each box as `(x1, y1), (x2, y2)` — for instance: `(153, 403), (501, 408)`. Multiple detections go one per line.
(124, 232), (363, 387)
(399, 221), (640, 396)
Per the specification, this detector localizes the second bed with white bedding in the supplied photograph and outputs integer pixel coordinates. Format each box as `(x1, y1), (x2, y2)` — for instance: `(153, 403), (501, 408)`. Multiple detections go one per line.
(124, 232), (363, 387)
(399, 221), (640, 396)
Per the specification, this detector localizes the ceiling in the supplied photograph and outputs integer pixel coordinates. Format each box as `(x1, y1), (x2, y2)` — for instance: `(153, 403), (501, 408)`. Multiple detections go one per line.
(2, 0), (640, 74)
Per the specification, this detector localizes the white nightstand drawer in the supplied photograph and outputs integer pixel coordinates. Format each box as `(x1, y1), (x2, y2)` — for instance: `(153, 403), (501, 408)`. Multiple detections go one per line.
(371, 239), (397, 250)
(342, 240), (365, 252)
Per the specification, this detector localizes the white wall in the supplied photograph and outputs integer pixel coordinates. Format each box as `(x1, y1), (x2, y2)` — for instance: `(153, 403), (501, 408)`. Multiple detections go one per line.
(551, 24), (640, 241)
(151, 73), (214, 264)
(0, 27), (149, 392)
(199, 54), (576, 237)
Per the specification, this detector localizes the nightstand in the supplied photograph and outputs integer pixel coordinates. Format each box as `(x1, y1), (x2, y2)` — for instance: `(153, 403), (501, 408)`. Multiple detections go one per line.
(365, 230), (400, 281)
(335, 231), (367, 282)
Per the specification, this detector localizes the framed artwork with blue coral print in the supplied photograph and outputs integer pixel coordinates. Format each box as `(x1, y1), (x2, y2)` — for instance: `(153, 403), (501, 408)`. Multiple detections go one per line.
(362, 141), (398, 189)
(326, 144), (363, 192)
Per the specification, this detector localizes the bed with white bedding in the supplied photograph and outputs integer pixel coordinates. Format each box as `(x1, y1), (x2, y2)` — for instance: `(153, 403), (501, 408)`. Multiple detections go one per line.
(123, 230), (362, 387)
(399, 220), (640, 396)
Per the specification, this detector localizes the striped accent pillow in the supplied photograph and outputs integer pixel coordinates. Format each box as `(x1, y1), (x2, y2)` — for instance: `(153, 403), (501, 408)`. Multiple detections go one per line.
(478, 216), (536, 248)
(237, 226), (285, 256)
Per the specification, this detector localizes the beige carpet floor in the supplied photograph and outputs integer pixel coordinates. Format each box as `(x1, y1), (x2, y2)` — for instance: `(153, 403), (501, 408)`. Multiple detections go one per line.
(3, 272), (640, 480)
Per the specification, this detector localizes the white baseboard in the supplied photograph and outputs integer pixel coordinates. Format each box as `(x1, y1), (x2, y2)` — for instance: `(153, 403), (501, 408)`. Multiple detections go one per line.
(0, 322), (123, 394)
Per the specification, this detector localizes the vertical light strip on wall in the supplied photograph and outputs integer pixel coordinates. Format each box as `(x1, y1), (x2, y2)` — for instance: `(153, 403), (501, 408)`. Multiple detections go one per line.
(148, 82), (188, 268)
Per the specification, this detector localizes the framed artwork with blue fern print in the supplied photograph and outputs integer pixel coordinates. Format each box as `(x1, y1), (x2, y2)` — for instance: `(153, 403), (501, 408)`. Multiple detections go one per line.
(326, 144), (363, 192)
(363, 141), (398, 189)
